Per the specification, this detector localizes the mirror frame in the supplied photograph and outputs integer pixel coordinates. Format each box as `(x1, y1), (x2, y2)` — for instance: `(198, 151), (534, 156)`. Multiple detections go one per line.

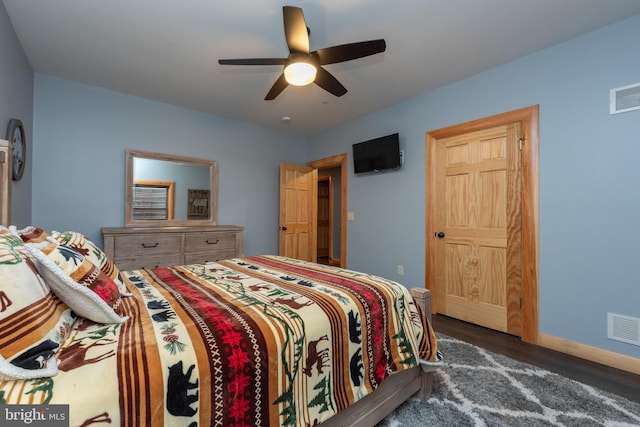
(125, 149), (218, 227)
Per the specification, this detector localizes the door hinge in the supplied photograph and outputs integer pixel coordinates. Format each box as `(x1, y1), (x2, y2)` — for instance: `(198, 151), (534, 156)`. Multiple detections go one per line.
(520, 298), (523, 309)
(518, 137), (525, 151)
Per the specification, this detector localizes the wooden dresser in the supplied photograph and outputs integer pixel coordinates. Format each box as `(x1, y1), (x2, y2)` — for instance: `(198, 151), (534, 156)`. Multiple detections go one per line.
(102, 225), (243, 270)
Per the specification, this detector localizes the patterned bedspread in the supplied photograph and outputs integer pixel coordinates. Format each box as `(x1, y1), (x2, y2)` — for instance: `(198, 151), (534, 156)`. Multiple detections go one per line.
(1, 255), (437, 426)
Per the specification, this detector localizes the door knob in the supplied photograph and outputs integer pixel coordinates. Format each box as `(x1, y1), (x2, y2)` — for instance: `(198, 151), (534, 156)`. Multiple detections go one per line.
(281, 226), (287, 231)
(436, 232), (445, 239)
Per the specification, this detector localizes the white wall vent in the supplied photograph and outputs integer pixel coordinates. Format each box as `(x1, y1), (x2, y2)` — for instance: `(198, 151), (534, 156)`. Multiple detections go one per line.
(607, 313), (640, 346)
(610, 82), (640, 114)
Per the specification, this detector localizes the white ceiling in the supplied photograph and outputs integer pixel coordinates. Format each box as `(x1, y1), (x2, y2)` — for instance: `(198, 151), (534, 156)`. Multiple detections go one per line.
(4, 1), (640, 135)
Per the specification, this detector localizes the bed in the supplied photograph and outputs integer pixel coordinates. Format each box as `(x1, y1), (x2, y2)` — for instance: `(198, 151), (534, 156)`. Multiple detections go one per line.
(0, 220), (440, 426)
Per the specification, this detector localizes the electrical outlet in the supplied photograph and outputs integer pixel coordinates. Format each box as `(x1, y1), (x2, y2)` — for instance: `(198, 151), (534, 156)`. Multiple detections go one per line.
(397, 264), (404, 275)
(347, 212), (355, 220)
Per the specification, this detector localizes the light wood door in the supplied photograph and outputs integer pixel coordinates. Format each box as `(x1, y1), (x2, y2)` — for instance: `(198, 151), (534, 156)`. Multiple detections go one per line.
(279, 162), (318, 262)
(434, 123), (522, 335)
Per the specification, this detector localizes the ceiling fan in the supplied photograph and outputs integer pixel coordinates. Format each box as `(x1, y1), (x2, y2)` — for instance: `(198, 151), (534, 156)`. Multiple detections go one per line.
(218, 6), (386, 100)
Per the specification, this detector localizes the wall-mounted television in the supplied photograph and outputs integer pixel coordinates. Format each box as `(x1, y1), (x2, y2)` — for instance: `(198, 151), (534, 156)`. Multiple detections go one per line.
(352, 132), (401, 174)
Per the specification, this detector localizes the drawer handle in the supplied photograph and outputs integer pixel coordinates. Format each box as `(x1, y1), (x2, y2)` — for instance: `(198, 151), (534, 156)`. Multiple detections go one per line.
(206, 239), (219, 245)
(141, 242), (159, 248)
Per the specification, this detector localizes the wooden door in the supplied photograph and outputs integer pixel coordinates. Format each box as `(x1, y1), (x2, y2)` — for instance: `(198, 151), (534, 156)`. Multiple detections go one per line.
(434, 123), (522, 335)
(279, 162), (318, 262)
(317, 176), (331, 259)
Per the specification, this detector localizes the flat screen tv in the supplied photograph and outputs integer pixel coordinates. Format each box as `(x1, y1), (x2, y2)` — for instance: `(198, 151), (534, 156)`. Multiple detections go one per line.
(352, 133), (401, 174)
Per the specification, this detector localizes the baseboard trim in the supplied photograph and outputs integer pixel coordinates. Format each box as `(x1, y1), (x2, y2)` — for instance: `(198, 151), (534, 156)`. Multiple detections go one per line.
(538, 333), (640, 375)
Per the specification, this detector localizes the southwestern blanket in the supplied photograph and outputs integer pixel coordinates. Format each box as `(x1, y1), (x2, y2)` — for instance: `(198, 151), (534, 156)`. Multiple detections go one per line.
(1, 255), (437, 426)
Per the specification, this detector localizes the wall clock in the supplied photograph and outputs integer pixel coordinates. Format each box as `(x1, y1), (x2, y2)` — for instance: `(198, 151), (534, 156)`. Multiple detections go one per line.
(6, 119), (25, 181)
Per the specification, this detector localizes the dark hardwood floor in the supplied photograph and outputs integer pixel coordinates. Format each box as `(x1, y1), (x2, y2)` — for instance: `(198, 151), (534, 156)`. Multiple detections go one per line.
(317, 256), (330, 265)
(431, 314), (640, 403)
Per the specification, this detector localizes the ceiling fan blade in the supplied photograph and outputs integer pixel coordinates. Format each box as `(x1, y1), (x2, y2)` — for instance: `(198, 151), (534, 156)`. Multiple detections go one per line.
(313, 39), (386, 65)
(283, 6), (309, 54)
(314, 67), (347, 97)
(218, 58), (286, 66)
(265, 73), (289, 100)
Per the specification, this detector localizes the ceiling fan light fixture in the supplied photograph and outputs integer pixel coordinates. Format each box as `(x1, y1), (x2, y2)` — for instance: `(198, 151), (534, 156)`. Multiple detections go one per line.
(218, 6), (386, 99)
(284, 59), (317, 86)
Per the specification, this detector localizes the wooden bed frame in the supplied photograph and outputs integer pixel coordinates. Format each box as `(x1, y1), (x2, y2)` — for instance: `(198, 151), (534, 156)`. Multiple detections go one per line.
(0, 152), (435, 426)
(322, 288), (435, 426)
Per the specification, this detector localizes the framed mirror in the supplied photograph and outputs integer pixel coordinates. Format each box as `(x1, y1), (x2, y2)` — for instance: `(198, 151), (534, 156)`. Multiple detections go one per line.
(125, 149), (218, 227)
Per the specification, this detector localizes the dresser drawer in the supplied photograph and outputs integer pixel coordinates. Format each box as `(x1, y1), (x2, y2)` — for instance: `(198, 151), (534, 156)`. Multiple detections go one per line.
(184, 251), (237, 265)
(114, 234), (182, 257)
(185, 232), (237, 253)
(115, 254), (183, 271)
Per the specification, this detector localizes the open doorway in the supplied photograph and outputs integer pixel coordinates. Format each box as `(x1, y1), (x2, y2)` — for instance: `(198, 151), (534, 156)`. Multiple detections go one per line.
(307, 153), (348, 268)
(317, 175), (333, 265)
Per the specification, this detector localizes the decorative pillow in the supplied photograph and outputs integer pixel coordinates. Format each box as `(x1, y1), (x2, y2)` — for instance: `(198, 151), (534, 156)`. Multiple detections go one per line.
(0, 226), (77, 380)
(51, 230), (130, 296)
(25, 241), (128, 325)
(11, 225), (50, 243)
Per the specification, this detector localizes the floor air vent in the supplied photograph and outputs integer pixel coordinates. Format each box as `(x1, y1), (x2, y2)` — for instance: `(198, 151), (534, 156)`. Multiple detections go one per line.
(607, 313), (640, 346)
(610, 82), (640, 114)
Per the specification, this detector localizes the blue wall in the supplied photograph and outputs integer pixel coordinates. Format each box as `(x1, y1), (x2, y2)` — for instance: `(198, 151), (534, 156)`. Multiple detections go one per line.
(31, 75), (307, 255)
(308, 15), (640, 358)
(0, 4), (33, 225)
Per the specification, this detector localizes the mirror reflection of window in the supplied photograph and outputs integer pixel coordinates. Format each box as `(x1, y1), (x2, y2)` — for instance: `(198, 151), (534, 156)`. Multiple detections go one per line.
(132, 180), (175, 220)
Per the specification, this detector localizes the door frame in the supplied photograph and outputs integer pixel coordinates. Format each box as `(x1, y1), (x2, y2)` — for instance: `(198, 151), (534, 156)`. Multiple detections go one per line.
(307, 153), (348, 268)
(426, 105), (539, 344)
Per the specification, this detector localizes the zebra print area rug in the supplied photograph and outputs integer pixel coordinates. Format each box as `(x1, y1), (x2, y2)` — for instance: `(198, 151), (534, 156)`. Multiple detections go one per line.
(378, 334), (640, 426)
